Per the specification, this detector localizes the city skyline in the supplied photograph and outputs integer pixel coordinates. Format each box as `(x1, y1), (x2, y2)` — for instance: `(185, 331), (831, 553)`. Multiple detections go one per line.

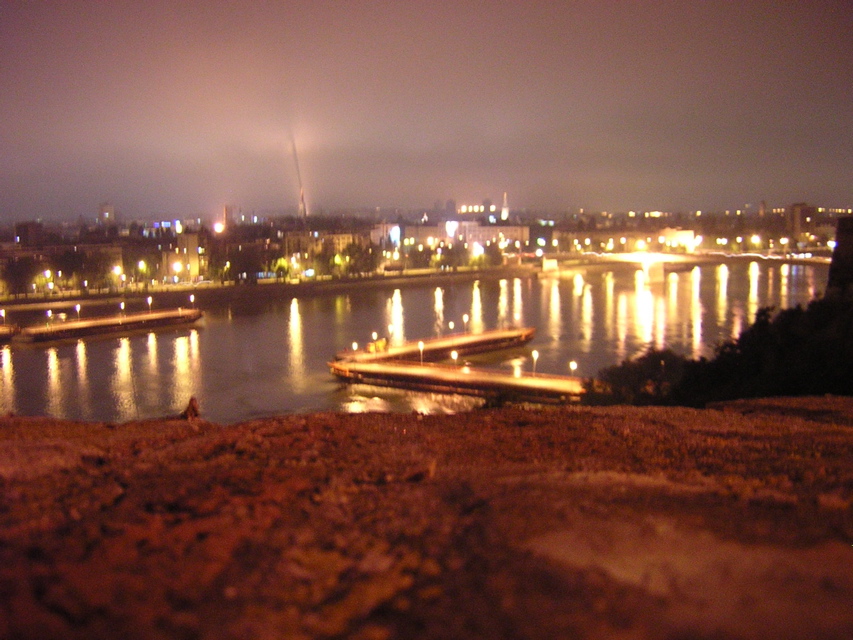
(1, 1), (851, 221)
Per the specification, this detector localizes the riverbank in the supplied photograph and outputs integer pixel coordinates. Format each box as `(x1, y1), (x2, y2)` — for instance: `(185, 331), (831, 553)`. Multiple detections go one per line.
(0, 264), (537, 315)
(2, 396), (851, 639)
(0, 250), (831, 315)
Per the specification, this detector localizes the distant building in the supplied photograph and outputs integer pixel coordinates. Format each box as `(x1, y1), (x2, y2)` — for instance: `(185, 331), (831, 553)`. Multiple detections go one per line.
(788, 202), (816, 246)
(400, 221), (528, 250)
(659, 227), (697, 252)
(162, 232), (203, 282)
(370, 222), (402, 248)
(99, 202), (116, 225)
(224, 205), (236, 228)
(14, 221), (43, 247)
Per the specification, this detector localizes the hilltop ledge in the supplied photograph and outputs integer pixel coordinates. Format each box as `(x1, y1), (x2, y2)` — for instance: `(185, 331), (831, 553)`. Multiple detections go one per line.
(2, 398), (852, 639)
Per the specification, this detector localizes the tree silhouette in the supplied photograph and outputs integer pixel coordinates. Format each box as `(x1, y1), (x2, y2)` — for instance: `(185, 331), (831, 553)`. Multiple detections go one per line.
(1, 256), (41, 298)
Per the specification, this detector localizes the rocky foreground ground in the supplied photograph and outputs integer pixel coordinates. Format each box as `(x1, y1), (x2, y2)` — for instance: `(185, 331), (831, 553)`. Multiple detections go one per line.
(1, 397), (852, 640)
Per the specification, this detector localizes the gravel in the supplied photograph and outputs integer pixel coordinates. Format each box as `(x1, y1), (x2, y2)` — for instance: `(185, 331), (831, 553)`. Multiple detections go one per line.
(1, 397), (852, 639)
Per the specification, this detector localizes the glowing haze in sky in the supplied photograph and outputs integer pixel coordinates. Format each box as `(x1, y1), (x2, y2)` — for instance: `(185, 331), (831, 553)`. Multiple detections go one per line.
(1, 1), (851, 221)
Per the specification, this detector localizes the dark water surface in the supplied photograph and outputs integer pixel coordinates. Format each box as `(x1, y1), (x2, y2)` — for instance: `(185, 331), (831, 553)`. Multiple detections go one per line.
(0, 260), (829, 423)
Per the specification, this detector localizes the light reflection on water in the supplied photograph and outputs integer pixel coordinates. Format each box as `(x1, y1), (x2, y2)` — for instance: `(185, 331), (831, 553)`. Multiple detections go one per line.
(433, 287), (444, 335)
(47, 348), (61, 417)
(1, 347), (13, 410)
(288, 298), (305, 388)
(0, 261), (829, 423)
(387, 289), (405, 346)
(469, 281), (484, 335)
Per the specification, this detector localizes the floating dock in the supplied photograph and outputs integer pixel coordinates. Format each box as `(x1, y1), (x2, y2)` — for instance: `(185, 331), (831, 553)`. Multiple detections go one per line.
(331, 327), (584, 404)
(334, 327), (536, 363)
(0, 325), (19, 344)
(330, 359), (583, 404)
(14, 308), (203, 343)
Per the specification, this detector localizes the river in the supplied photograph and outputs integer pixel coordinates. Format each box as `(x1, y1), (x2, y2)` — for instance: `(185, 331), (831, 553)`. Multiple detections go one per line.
(0, 259), (829, 423)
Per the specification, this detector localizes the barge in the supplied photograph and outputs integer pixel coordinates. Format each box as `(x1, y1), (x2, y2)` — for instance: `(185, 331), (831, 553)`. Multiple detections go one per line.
(334, 327), (536, 364)
(14, 308), (203, 343)
(330, 359), (583, 404)
(331, 326), (584, 404)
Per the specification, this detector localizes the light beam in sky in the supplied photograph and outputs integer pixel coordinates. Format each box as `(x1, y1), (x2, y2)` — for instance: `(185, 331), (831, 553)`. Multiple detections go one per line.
(291, 135), (308, 218)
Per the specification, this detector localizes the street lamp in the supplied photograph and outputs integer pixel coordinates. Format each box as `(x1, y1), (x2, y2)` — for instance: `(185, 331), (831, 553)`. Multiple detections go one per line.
(462, 313), (469, 333)
(75, 304), (81, 320)
(147, 296), (153, 313)
(352, 342), (359, 352)
(569, 360), (578, 375)
(448, 321), (455, 332)
(190, 294), (195, 308)
(532, 350), (539, 376)
(418, 340), (424, 365)
(451, 350), (458, 367)
(0, 309), (5, 325)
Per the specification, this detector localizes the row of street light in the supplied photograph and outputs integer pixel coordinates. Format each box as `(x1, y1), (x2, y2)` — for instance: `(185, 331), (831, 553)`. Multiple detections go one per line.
(21, 293), (199, 327)
(352, 318), (580, 378)
(529, 351), (580, 377)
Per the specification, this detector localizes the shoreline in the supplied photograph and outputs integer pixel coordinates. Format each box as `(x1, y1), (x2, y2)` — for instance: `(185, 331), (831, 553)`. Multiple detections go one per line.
(0, 252), (830, 314)
(0, 264), (537, 314)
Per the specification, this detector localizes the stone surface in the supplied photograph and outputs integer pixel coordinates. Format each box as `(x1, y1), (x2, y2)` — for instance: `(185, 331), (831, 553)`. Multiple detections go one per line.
(1, 398), (852, 639)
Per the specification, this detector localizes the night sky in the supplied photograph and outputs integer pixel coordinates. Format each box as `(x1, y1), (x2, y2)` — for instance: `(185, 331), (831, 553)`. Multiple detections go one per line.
(1, 1), (851, 221)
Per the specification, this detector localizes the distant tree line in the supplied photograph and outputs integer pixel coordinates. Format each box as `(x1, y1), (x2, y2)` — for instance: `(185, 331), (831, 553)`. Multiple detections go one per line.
(584, 293), (853, 406)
